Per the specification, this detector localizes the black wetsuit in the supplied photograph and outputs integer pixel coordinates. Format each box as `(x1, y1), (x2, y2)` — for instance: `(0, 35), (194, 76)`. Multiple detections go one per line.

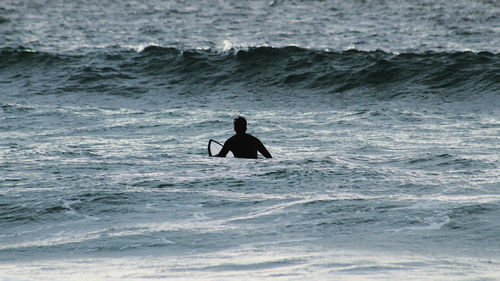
(217, 133), (272, 159)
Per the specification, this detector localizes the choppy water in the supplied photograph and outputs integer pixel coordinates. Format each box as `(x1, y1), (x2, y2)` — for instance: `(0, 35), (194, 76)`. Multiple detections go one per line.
(1, 0), (499, 280)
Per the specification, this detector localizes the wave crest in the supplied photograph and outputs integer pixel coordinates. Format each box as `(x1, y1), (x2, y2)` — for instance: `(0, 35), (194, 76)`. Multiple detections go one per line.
(1, 45), (498, 101)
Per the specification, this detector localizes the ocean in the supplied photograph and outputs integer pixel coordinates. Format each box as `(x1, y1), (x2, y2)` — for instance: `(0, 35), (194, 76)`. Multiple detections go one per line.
(1, 0), (499, 280)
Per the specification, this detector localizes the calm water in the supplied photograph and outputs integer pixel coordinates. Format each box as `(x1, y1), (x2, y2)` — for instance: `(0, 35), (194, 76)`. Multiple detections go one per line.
(1, 0), (499, 280)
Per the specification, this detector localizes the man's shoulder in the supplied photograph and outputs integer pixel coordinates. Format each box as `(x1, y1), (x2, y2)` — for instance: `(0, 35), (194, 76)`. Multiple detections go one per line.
(226, 135), (237, 143)
(245, 134), (262, 142)
(226, 134), (244, 143)
(229, 133), (260, 142)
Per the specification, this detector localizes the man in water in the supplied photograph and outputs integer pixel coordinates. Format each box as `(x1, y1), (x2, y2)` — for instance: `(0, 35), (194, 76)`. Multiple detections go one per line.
(216, 116), (272, 159)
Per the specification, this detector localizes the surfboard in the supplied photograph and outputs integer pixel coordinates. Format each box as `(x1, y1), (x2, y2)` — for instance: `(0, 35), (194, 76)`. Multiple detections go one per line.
(208, 139), (233, 157)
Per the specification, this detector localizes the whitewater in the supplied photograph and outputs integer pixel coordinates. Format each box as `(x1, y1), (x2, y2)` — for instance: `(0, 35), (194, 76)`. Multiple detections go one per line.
(1, 0), (499, 280)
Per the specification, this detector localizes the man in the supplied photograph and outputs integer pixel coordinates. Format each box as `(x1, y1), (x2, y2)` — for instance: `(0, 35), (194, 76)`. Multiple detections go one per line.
(216, 116), (272, 159)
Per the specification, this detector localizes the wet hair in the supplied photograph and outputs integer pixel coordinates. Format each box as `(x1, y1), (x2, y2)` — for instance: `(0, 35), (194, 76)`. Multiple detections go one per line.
(233, 116), (247, 133)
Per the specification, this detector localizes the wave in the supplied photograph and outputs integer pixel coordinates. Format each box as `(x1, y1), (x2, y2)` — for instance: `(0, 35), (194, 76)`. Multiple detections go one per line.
(1, 45), (498, 101)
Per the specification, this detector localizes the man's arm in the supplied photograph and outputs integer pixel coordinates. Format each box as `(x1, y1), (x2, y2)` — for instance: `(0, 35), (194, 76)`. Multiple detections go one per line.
(216, 140), (231, 157)
(256, 139), (272, 158)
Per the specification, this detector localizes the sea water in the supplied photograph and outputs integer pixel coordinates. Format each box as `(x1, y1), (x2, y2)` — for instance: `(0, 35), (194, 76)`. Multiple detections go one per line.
(1, 0), (499, 280)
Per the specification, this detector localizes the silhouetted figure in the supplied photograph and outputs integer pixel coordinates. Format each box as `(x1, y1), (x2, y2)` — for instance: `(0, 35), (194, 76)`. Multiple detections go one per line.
(217, 116), (272, 159)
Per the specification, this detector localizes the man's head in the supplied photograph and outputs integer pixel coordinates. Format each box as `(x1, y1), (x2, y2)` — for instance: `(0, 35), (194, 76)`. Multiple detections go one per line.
(233, 116), (247, 134)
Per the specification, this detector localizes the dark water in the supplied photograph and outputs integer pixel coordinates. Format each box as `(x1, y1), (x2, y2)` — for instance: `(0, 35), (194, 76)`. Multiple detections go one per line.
(1, 0), (499, 280)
